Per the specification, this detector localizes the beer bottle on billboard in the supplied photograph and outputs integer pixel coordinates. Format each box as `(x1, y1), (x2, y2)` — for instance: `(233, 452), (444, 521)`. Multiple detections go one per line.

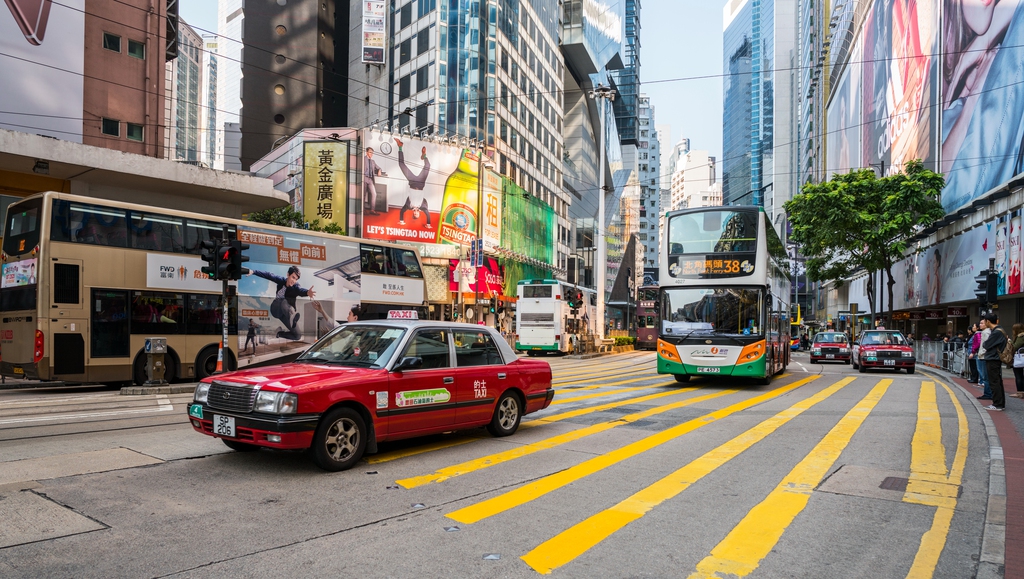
(437, 148), (480, 246)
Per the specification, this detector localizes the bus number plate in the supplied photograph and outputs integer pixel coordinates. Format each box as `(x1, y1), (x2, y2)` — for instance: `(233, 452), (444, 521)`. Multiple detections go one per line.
(214, 415), (236, 438)
(697, 367), (720, 374)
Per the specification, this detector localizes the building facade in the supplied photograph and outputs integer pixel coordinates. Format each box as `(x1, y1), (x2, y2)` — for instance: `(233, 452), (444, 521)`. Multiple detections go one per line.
(216, 0), (244, 170)
(200, 34), (218, 168)
(164, 21), (202, 162)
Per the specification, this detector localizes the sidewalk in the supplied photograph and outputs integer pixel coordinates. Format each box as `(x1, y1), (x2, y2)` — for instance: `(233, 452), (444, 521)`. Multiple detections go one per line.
(925, 363), (1024, 578)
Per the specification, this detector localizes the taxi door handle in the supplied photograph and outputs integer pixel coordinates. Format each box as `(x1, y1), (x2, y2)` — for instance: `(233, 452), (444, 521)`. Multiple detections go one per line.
(498, 373), (506, 379)
(443, 377), (454, 384)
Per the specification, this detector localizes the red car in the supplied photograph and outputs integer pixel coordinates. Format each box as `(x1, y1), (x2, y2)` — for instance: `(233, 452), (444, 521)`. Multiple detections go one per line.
(187, 321), (554, 471)
(809, 332), (852, 364)
(852, 330), (916, 374)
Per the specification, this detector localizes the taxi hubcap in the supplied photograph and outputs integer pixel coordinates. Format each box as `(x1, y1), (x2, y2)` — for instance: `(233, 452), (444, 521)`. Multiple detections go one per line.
(325, 417), (359, 460)
(498, 397), (519, 429)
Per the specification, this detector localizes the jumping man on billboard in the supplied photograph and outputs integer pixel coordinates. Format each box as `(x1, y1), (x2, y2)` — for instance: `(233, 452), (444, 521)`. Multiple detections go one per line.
(395, 138), (432, 227)
(249, 267), (316, 340)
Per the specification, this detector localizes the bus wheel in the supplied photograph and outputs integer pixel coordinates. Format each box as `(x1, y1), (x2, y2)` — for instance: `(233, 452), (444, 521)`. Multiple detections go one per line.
(757, 374), (773, 386)
(674, 374), (690, 383)
(195, 346), (220, 380)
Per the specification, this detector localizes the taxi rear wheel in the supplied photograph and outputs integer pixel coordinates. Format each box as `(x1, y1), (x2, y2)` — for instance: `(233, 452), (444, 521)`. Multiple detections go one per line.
(313, 407), (366, 471)
(222, 439), (260, 452)
(487, 391), (522, 437)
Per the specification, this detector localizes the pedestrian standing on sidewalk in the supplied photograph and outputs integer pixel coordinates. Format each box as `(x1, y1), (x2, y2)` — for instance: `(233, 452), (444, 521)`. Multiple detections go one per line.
(968, 324), (981, 383)
(1011, 323), (1024, 399)
(981, 313), (1007, 411)
(978, 322), (992, 400)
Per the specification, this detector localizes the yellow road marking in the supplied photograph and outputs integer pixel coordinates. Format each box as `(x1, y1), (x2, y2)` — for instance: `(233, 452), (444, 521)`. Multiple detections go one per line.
(395, 388), (724, 489)
(447, 374), (820, 525)
(553, 360), (656, 382)
(553, 382), (668, 404)
(521, 375), (855, 574)
(554, 373), (662, 394)
(687, 378), (891, 579)
(369, 385), (682, 464)
(904, 380), (970, 579)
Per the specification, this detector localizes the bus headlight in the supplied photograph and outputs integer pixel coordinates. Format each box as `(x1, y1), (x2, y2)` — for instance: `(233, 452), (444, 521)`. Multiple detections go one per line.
(255, 391), (298, 414)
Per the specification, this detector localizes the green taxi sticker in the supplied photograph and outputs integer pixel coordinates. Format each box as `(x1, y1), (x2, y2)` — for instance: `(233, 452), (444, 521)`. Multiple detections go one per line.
(188, 404), (204, 419)
(395, 388), (451, 408)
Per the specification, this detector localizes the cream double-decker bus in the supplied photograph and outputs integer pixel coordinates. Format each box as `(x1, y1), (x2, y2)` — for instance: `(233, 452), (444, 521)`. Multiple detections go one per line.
(0, 192), (426, 384)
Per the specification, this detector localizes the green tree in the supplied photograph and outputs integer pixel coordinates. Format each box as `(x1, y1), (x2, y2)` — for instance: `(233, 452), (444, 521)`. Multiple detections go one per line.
(247, 206), (346, 236)
(785, 159), (945, 325)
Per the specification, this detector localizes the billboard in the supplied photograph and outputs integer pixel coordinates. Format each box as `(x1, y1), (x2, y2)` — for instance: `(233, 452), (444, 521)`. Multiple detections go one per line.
(360, 130), (480, 245)
(481, 169), (502, 252)
(362, 0), (386, 64)
(860, 0), (939, 177)
(893, 221), (996, 309)
(303, 141), (348, 233)
(0, 0), (84, 141)
(940, 0), (1024, 212)
(826, 42), (862, 177)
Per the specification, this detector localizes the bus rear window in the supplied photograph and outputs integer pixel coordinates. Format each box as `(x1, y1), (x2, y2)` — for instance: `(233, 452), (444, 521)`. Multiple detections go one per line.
(522, 285), (552, 298)
(2, 198), (42, 256)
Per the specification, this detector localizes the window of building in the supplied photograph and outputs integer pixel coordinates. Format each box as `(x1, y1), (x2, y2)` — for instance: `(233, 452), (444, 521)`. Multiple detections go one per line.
(417, 28), (429, 55)
(418, 0), (436, 18)
(399, 75), (411, 100)
(400, 2), (412, 28)
(416, 65), (428, 92)
(126, 123), (144, 142)
(400, 38), (412, 64)
(127, 39), (145, 59)
(101, 118), (119, 136)
(415, 105), (428, 131)
(103, 33), (121, 53)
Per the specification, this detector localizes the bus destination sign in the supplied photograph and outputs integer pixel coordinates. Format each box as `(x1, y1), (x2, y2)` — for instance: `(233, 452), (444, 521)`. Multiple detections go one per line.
(669, 256), (755, 278)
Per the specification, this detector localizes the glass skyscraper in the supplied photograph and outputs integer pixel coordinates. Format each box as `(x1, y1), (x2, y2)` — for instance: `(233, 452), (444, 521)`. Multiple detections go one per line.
(722, 0), (752, 206)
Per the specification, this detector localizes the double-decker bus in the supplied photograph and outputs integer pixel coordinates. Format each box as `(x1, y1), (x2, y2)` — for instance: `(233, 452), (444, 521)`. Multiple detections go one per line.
(636, 285), (659, 350)
(515, 279), (596, 355)
(0, 192), (426, 384)
(657, 207), (791, 384)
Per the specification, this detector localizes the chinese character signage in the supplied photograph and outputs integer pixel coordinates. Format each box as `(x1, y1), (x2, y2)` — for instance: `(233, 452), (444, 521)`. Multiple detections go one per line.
(145, 255), (221, 292)
(361, 0), (386, 64)
(667, 257), (756, 278)
(481, 169), (502, 252)
(303, 141), (348, 233)
(448, 257), (504, 295)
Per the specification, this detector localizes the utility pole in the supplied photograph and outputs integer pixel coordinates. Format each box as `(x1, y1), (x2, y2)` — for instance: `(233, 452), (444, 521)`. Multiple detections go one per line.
(589, 83), (616, 342)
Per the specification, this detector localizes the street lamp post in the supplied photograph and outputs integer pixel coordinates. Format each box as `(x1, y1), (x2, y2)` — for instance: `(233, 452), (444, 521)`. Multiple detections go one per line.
(588, 83), (616, 342)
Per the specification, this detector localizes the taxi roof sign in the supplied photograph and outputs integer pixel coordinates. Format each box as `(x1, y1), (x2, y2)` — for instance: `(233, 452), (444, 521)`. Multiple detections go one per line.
(387, 310), (419, 320)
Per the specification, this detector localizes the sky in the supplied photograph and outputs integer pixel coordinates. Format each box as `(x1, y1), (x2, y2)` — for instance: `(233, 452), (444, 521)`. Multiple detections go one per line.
(178, 0), (725, 170)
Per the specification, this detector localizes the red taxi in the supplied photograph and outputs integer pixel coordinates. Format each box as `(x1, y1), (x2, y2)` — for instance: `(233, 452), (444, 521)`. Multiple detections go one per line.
(187, 320), (554, 471)
(852, 330), (916, 374)
(809, 332), (851, 364)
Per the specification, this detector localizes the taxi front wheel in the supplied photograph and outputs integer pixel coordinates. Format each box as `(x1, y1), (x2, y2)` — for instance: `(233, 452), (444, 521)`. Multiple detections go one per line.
(487, 392), (522, 437)
(313, 407), (367, 472)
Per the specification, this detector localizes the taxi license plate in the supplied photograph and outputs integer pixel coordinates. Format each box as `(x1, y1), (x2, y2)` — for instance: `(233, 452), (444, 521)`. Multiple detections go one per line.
(12, 367), (23, 375)
(826, 354), (835, 359)
(213, 415), (235, 437)
(697, 367), (720, 373)
(883, 359), (896, 366)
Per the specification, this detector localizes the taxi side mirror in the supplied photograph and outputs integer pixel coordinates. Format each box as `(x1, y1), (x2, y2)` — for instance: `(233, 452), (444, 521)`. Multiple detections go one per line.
(392, 356), (423, 372)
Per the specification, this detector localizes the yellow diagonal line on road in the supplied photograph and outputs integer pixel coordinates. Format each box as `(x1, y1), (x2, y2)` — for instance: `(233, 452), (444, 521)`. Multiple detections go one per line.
(521, 375), (855, 574)
(368, 385), (682, 464)
(395, 387), (725, 489)
(554, 373), (661, 394)
(447, 374), (819, 525)
(553, 381), (668, 404)
(687, 378), (891, 579)
(904, 380), (970, 579)
(554, 364), (657, 386)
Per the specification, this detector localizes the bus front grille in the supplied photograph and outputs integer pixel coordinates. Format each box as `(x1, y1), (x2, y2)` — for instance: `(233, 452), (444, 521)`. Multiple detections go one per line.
(207, 382), (258, 413)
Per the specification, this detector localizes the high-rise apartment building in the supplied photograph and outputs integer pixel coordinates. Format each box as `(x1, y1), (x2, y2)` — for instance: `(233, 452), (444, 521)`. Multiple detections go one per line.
(200, 34), (218, 168)
(612, 0), (640, 146)
(635, 95), (661, 269)
(164, 21), (202, 162)
(216, 0), (244, 170)
(671, 150), (718, 210)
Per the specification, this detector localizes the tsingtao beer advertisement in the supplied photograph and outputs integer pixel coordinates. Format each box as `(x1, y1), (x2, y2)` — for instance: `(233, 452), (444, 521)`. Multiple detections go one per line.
(360, 130), (480, 246)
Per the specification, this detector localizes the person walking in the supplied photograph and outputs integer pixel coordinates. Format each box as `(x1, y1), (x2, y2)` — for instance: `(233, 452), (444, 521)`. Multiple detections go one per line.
(1011, 323), (1024, 398)
(967, 324), (981, 383)
(978, 322), (992, 400)
(981, 313), (1008, 411)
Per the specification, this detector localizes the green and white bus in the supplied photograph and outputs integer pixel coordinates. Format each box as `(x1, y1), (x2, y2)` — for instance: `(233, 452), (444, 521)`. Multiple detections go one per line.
(515, 279), (596, 355)
(657, 207), (791, 383)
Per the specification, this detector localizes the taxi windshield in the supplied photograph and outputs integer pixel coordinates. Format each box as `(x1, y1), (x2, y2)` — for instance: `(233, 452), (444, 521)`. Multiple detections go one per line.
(813, 333), (847, 344)
(297, 325), (406, 367)
(861, 332), (907, 346)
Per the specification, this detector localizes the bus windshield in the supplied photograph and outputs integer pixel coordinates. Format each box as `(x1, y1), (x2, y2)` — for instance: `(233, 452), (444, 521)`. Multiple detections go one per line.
(521, 285), (553, 298)
(667, 210), (758, 255)
(661, 287), (764, 336)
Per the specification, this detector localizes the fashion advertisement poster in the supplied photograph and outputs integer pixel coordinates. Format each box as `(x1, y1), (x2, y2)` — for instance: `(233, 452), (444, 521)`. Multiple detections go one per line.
(1011, 216), (1022, 294)
(826, 42), (863, 177)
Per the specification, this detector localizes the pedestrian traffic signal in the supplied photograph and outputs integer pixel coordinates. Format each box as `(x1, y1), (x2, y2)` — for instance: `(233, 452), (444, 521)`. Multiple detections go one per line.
(975, 269), (998, 305)
(199, 240), (218, 279)
(567, 291), (584, 309)
(229, 239), (250, 280)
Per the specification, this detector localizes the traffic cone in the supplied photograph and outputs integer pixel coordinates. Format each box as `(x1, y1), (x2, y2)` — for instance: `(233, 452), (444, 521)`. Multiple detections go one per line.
(216, 346), (223, 373)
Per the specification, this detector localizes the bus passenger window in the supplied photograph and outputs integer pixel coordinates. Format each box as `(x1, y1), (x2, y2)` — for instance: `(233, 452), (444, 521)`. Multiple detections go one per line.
(393, 249), (422, 278)
(360, 245), (394, 275)
(130, 212), (184, 252)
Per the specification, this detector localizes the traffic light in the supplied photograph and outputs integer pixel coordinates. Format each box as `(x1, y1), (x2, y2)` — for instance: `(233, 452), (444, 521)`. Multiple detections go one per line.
(217, 244), (233, 280)
(230, 239), (250, 280)
(975, 269), (998, 305)
(200, 240), (218, 279)
(567, 291), (583, 309)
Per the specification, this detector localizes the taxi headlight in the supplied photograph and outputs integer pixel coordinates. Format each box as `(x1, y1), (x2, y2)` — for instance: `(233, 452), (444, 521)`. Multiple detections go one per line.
(255, 391), (298, 414)
(194, 383), (211, 404)
(839, 348), (849, 353)
(902, 351), (913, 357)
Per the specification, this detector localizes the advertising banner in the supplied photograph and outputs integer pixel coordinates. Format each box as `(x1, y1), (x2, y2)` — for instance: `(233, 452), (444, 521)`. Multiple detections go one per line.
(896, 221), (995, 310)
(303, 141), (348, 233)
(997, 219), (1009, 295)
(926, 310), (944, 320)
(941, 1), (1024, 212)
(910, 311), (925, 320)
(481, 169), (502, 252)
(236, 226), (362, 364)
(361, 0), (386, 64)
(360, 130), (477, 245)
(0, 0), (84, 141)
(1011, 216), (1022, 295)
(860, 0), (938, 176)
(1, 258), (36, 288)
(947, 307), (968, 318)
(144, 255), (221, 292)
(448, 257), (504, 295)
(826, 41), (862, 177)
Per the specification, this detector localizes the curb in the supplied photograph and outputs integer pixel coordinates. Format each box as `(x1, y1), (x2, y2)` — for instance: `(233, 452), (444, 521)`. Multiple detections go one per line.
(120, 384), (198, 396)
(920, 367), (1004, 577)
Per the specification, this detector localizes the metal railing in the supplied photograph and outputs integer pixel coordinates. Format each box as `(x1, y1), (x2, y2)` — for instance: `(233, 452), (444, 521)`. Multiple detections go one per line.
(911, 342), (969, 377)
